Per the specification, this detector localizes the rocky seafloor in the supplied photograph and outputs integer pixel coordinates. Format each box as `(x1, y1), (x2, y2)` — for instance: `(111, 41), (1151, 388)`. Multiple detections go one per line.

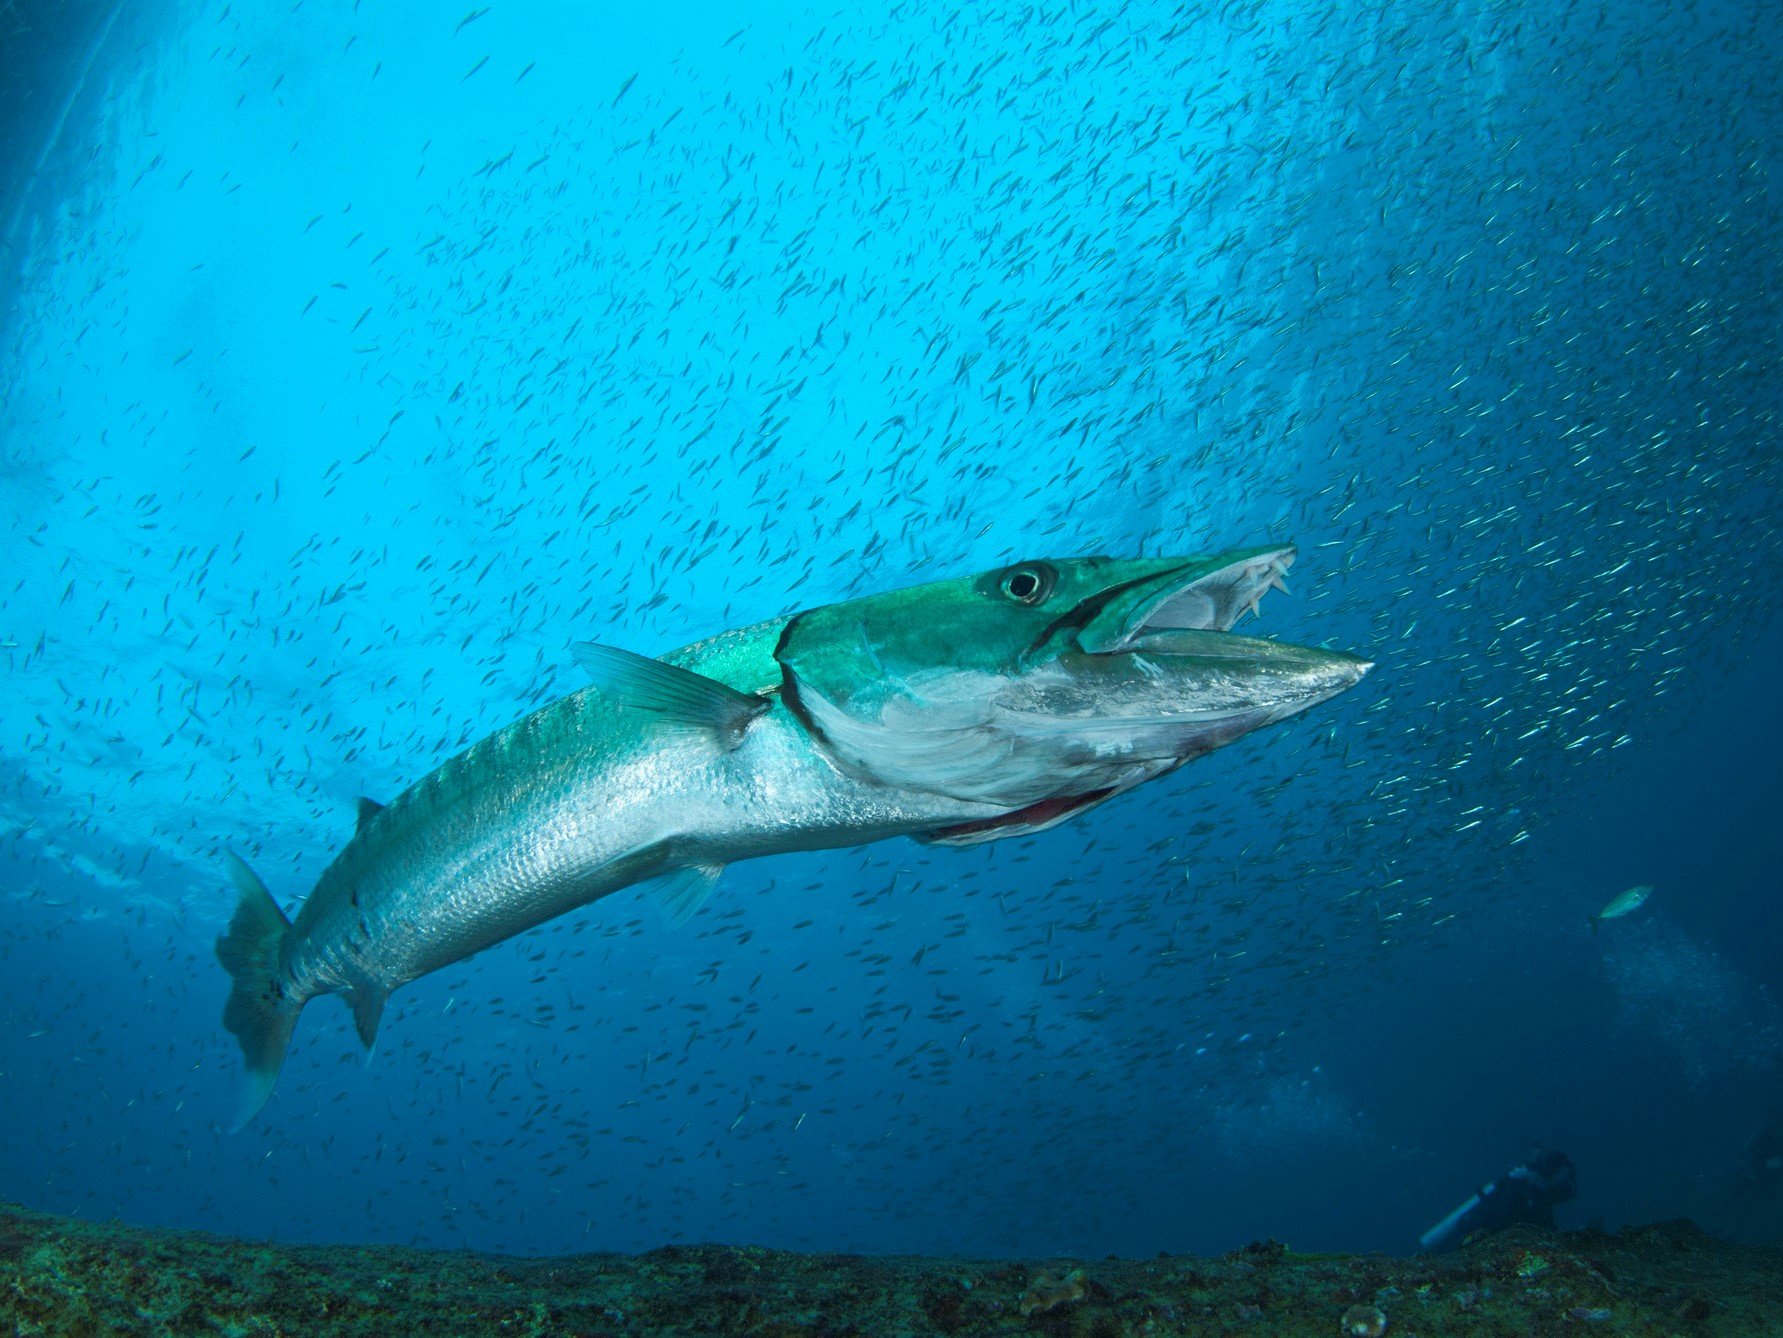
(1, 1203), (1778, 1336)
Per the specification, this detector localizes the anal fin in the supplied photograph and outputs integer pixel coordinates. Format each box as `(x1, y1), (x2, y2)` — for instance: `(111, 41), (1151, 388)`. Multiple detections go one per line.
(343, 970), (388, 1055)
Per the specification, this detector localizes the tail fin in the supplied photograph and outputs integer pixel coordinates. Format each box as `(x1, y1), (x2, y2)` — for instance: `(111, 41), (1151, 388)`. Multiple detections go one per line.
(215, 852), (298, 1131)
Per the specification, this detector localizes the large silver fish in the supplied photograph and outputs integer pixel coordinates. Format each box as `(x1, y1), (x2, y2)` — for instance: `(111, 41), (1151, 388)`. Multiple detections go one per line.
(217, 546), (1371, 1124)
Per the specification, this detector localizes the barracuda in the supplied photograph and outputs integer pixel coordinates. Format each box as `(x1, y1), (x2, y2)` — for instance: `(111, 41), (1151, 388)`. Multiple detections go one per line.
(217, 545), (1371, 1125)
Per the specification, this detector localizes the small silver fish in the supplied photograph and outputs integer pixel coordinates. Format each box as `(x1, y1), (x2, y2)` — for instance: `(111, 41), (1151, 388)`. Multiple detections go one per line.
(1593, 884), (1653, 928)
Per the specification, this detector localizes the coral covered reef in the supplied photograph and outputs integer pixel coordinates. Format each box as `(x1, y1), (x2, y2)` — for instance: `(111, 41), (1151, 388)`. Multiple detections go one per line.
(1, 1203), (1777, 1335)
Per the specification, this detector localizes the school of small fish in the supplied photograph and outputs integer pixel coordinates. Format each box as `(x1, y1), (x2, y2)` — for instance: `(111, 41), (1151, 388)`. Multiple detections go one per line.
(0, 0), (1776, 1257)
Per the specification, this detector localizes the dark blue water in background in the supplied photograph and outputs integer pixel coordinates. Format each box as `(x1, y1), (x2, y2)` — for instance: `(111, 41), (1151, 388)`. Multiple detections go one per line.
(1, 0), (1779, 1258)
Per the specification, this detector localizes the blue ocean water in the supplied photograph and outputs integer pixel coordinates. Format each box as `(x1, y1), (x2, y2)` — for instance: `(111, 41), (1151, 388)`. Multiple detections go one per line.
(0, 0), (1779, 1262)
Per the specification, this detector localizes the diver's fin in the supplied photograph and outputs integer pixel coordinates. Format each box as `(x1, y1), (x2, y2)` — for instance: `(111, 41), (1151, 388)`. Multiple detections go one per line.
(214, 852), (299, 1131)
(573, 642), (768, 749)
(355, 797), (385, 832)
(648, 862), (725, 927)
(344, 970), (388, 1054)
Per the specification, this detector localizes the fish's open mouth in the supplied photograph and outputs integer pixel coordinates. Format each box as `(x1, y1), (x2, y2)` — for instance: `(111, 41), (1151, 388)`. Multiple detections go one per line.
(1134, 546), (1295, 636)
(1074, 545), (1298, 655)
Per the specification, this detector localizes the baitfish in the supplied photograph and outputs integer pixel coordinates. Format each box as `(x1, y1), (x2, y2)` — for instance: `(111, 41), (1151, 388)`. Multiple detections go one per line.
(217, 546), (1371, 1124)
(1592, 883), (1654, 929)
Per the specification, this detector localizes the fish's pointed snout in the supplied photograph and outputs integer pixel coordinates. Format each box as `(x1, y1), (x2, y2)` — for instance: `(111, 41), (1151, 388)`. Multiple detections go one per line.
(1281, 644), (1374, 704)
(1115, 628), (1373, 719)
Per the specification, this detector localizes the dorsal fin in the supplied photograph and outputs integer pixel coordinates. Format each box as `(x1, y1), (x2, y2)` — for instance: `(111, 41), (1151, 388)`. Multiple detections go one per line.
(572, 641), (768, 749)
(355, 797), (385, 832)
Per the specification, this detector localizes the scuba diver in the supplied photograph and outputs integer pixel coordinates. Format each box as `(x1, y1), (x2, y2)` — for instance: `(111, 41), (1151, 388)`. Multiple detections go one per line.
(1419, 1147), (1578, 1253)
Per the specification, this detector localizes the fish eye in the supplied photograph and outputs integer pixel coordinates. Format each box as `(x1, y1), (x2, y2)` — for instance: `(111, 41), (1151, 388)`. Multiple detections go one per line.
(998, 563), (1054, 605)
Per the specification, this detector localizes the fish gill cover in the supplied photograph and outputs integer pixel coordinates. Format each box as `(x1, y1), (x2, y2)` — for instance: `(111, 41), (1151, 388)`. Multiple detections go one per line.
(0, 0), (1779, 1260)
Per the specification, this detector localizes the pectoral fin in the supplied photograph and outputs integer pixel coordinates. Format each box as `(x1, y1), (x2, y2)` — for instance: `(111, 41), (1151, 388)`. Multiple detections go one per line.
(646, 862), (725, 927)
(573, 642), (768, 749)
